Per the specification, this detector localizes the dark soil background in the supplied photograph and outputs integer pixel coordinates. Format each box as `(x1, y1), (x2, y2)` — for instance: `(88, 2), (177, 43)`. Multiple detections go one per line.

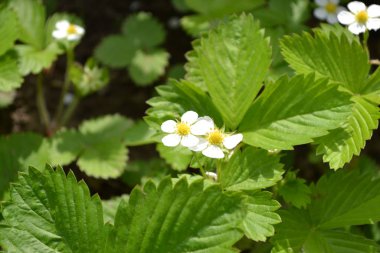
(1, 0), (380, 198)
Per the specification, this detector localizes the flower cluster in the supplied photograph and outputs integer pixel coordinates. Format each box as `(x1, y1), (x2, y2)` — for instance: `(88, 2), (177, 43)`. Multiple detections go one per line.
(161, 111), (243, 159)
(52, 20), (85, 41)
(313, 1), (380, 35)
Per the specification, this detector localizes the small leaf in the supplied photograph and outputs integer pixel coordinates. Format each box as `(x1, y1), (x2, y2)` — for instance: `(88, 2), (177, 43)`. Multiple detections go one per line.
(157, 143), (192, 171)
(0, 51), (23, 91)
(95, 35), (138, 68)
(124, 120), (157, 146)
(220, 147), (284, 191)
(0, 8), (19, 55)
(129, 50), (169, 86)
(122, 12), (166, 49)
(278, 172), (311, 208)
(240, 74), (353, 150)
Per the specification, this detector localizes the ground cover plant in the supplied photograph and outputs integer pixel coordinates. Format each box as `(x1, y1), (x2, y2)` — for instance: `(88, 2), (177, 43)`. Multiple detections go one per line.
(1, 0), (380, 252)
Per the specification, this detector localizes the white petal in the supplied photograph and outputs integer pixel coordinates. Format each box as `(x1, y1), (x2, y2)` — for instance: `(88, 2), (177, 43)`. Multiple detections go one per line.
(347, 1), (367, 14)
(161, 120), (177, 133)
(367, 18), (380, 30)
(67, 34), (81, 41)
(162, 134), (181, 147)
(338, 10), (356, 24)
(223, 134), (243, 150)
(202, 145), (224, 159)
(327, 14), (339, 24)
(314, 7), (328, 20)
(189, 138), (208, 152)
(56, 20), (70, 30)
(367, 5), (380, 18)
(181, 111), (198, 124)
(348, 22), (367, 34)
(52, 30), (67, 39)
(180, 134), (199, 147)
(315, 0), (327, 6)
(190, 116), (214, 135)
(205, 171), (218, 180)
(75, 25), (85, 35)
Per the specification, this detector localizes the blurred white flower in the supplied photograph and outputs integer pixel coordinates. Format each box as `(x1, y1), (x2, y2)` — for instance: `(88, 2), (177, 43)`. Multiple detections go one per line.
(161, 111), (209, 148)
(314, 0), (345, 24)
(52, 20), (85, 41)
(205, 171), (218, 181)
(190, 117), (243, 159)
(338, 1), (380, 34)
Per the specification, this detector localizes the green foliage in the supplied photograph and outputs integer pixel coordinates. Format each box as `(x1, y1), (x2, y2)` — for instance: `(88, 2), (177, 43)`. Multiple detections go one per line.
(272, 169), (380, 252)
(240, 74), (352, 150)
(0, 8), (19, 56)
(0, 167), (107, 252)
(157, 143), (192, 171)
(278, 171), (311, 208)
(70, 58), (110, 96)
(95, 12), (168, 85)
(102, 195), (129, 224)
(192, 14), (271, 129)
(124, 120), (157, 146)
(219, 147), (284, 191)
(0, 51), (23, 91)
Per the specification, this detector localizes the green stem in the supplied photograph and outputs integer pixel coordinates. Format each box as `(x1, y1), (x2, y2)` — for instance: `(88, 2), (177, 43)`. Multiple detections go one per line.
(199, 165), (206, 177)
(54, 49), (74, 127)
(36, 73), (51, 133)
(59, 94), (80, 127)
(362, 30), (369, 55)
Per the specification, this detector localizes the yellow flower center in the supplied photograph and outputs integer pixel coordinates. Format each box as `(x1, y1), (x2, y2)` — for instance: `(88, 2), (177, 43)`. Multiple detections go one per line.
(176, 122), (190, 136)
(356, 10), (368, 23)
(67, 24), (77, 35)
(207, 130), (224, 145)
(325, 3), (337, 13)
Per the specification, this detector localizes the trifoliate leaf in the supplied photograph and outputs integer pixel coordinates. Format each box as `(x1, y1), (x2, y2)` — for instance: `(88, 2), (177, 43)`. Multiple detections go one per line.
(107, 176), (245, 253)
(95, 35), (138, 68)
(122, 12), (166, 49)
(15, 43), (62, 75)
(0, 51), (23, 91)
(240, 191), (281, 242)
(193, 14), (271, 129)
(278, 172), (311, 208)
(128, 50), (169, 86)
(240, 74), (353, 150)
(0, 8), (19, 55)
(272, 208), (380, 253)
(310, 169), (380, 228)
(316, 97), (380, 170)
(145, 79), (223, 130)
(156, 143), (192, 171)
(220, 147), (284, 191)
(281, 28), (369, 94)
(9, 0), (46, 49)
(0, 166), (107, 252)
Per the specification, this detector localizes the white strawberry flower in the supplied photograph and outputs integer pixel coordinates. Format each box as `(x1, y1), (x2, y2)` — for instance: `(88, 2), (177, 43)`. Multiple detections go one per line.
(161, 111), (209, 148)
(189, 117), (243, 159)
(337, 1), (380, 34)
(314, 0), (345, 24)
(52, 20), (85, 41)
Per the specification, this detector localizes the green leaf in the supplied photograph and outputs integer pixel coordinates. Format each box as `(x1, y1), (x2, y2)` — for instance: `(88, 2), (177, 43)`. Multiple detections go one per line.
(0, 51), (23, 91)
(310, 169), (380, 229)
(184, 0), (264, 16)
(362, 67), (380, 104)
(122, 12), (166, 49)
(48, 129), (81, 166)
(108, 176), (244, 253)
(240, 191), (281, 242)
(16, 43), (62, 75)
(129, 50), (169, 86)
(157, 143), (192, 171)
(278, 172), (311, 208)
(194, 14), (271, 129)
(0, 8), (19, 55)
(95, 35), (138, 68)
(145, 79), (222, 130)
(280, 29), (369, 93)
(103, 195), (129, 225)
(220, 147), (284, 191)
(9, 0), (46, 49)
(316, 97), (380, 170)
(240, 74), (353, 150)
(0, 166), (107, 252)
(272, 208), (380, 253)
(180, 15), (213, 37)
(124, 120), (157, 146)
